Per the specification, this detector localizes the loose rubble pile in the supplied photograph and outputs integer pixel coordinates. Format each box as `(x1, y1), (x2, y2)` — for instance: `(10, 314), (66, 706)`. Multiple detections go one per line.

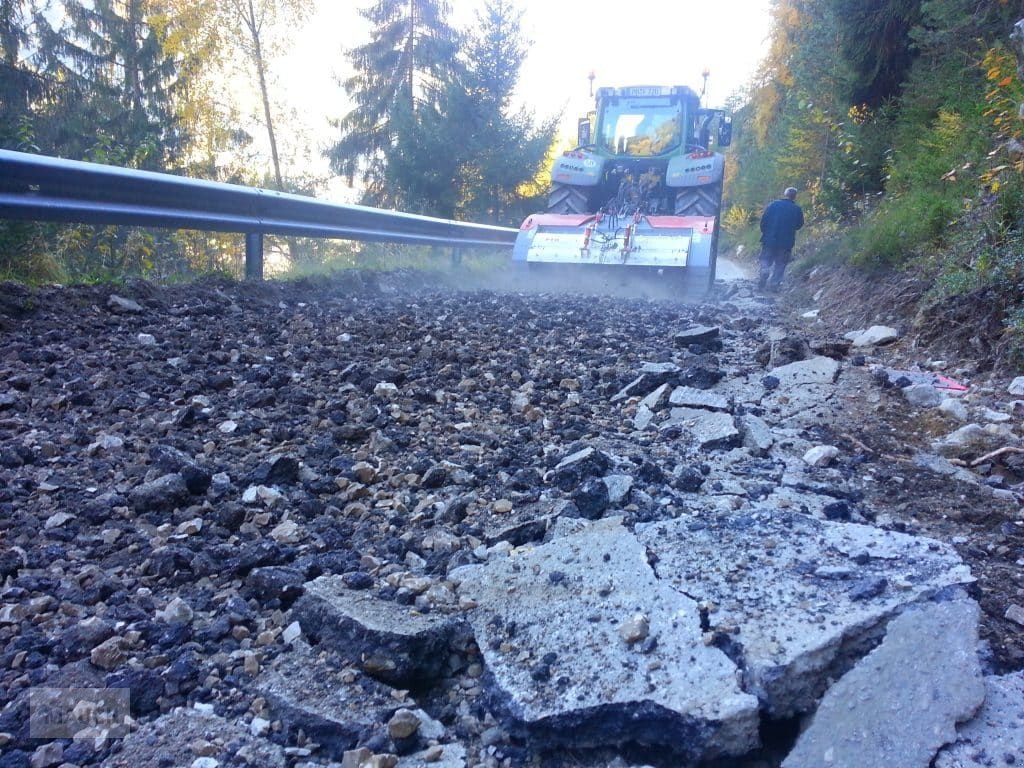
(1, 271), (1023, 768)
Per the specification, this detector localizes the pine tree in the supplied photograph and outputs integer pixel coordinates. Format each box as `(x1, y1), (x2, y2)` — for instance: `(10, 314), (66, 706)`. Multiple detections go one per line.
(328, 0), (460, 205)
(32, 0), (181, 168)
(454, 0), (557, 224)
(0, 0), (51, 150)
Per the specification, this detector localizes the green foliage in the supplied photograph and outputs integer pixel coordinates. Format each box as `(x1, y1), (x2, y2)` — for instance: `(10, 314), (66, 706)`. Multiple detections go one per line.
(0, 221), (65, 283)
(328, 0), (460, 200)
(332, 0), (554, 225)
(31, 0), (182, 167)
(845, 188), (959, 267)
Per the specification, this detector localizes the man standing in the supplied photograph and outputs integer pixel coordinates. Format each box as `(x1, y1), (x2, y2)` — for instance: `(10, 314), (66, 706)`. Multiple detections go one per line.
(758, 187), (804, 291)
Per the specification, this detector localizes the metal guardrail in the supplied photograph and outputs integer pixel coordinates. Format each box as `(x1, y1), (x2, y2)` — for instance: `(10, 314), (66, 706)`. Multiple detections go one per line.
(0, 149), (518, 279)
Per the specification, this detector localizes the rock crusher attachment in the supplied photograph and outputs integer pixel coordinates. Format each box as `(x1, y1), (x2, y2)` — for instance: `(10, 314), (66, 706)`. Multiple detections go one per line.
(513, 85), (732, 293)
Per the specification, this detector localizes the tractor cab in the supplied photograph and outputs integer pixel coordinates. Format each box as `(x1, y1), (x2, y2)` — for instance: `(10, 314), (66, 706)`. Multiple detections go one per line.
(581, 86), (731, 157)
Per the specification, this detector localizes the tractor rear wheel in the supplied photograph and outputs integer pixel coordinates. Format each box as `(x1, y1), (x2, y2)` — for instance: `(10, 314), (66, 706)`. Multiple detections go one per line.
(674, 182), (722, 217)
(547, 184), (589, 214)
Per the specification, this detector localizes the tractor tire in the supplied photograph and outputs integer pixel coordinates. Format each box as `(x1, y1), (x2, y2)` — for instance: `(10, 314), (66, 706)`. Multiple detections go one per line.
(547, 184), (589, 214)
(674, 182), (722, 217)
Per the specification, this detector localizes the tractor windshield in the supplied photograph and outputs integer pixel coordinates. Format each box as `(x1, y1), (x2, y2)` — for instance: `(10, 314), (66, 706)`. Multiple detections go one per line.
(598, 97), (683, 157)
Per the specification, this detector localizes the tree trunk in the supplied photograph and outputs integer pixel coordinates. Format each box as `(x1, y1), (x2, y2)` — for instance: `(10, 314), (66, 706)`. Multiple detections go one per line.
(406, 0), (416, 113)
(246, 0), (283, 191)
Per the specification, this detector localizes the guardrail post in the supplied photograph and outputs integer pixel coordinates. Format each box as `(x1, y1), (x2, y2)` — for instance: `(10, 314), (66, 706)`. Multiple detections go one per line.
(245, 232), (264, 280)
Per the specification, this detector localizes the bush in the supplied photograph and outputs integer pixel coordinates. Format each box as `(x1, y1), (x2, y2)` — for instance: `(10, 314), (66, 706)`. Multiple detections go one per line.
(847, 189), (960, 268)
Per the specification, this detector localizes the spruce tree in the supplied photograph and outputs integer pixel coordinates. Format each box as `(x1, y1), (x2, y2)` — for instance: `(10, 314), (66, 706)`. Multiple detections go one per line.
(455, 0), (557, 224)
(0, 0), (48, 150)
(32, 0), (181, 168)
(328, 0), (460, 206)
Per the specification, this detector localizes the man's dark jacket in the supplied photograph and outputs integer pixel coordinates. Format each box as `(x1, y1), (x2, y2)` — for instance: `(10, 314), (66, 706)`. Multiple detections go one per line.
(760, 198), (804, 251)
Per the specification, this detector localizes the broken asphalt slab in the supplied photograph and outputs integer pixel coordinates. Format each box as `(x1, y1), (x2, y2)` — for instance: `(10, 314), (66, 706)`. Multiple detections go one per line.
(660, 407), (740, 450)
(452, 516), (760, 761)
(783, 598), (983, 768)
(256, 641), (399, 759)
(718, 355), (843, 423)
(634, 511), (974, 718)
(292, 575), (457, 687)
(935, 670), (1024, 767)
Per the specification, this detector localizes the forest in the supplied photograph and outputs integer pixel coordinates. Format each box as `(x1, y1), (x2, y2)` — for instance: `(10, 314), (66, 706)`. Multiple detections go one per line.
(726, 0), (1024, 361)
(0, 0), (557, 279)
(3, 0), (1024, 357)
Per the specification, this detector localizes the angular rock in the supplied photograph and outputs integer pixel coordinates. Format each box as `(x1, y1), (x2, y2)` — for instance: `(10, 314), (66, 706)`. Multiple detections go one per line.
(246, 566), (305, 607)
(387, 708), (421, 740)
(783, 599), (983, 768)
(257, 643), (397, 759)
(724, 356), (844, 422)
(674, 325), (720, 345)
(481, 500), (560, 548)
(453, 517), (760, 760)
(739, 413), (775, 456)
(602, 474), (634, 505)
(548, 447), (612, 491)
(129, 473), (191, 512)
(398, 743), (466, 768)
(611, 375), (647, 404)
(292, 575), (457, 686)
(635, 512), (974, 717)
(939, 398), (969, 422)
(1009, 376), (1024, 397)
(932, 423), (1015, 459)
(633, 404), (655, 431)
(107, 294), (145, 314)
(639, 361), (683, 381)
(639, 382), (670, 411)
(570, 478), (610, 519)
(660, 407), (740, 450)
(677, 363), (724, 390)
(802, 445), (839, 467)
(808, 337), (851, 359)
(903, 383), (943, 408)
(935, 671), (1024, 768)
(759, 336), (810, 369)
(913, 452), (983, 486)
(846, 325), (899, 347)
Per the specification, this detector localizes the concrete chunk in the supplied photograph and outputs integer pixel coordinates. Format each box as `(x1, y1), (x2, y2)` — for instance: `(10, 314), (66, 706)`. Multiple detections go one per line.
(292, 576), (457, 686)
(935, 671), (1024, 768)
(453, 517), (759, 760)
(783, 599), (984, 768)
(635, 513), (973, 717)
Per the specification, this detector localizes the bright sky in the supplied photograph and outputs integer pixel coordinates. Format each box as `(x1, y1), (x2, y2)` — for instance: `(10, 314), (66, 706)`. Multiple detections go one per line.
(276, 0), (773, 193)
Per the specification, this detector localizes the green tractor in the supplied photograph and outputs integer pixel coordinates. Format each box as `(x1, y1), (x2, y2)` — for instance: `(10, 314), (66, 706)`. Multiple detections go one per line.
(513, 85), (732, 291)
